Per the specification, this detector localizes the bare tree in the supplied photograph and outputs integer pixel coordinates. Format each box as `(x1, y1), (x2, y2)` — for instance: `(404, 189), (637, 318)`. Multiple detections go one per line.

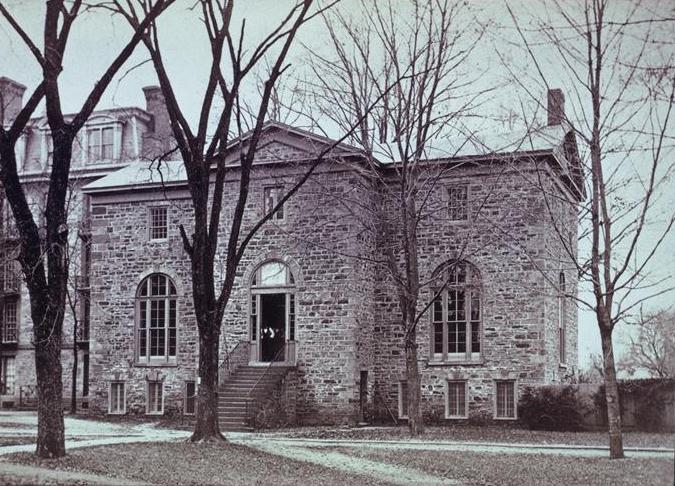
(308, 0), (488, 435)
(0, 0), (172, 457)
(621, 308), (675, 378)
(505, 0), (675, 458)
(109, 0), (363, 442)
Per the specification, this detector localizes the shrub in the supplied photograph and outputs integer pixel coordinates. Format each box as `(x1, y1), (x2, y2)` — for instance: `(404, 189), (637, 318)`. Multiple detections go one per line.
(518, 385), (588, 431)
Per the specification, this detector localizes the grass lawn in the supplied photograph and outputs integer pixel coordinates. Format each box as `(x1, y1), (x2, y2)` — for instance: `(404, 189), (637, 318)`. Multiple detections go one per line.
(272, 425), (675, 448)
(4, 442), (395, 486)
(318, 446), (675, 486)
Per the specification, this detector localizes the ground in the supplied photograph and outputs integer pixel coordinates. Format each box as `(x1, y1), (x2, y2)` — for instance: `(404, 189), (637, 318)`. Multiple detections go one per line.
(0, 412), (673, 485)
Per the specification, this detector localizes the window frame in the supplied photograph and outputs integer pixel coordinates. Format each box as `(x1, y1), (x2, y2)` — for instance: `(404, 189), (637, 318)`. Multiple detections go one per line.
(445, 380), (468, 419)
(135, 273), (178, 366)
(430, 261), (482, 363)
(146, 380), (164, 415)
(446, 185), (469, 222)
(263, 185), (285, 222)
(0, 355), (16, 395)
(108, 381), (126, 415)
(85, 124), (119, 163)
(148, 206), (169, 242)
(494, 380), (517, 420)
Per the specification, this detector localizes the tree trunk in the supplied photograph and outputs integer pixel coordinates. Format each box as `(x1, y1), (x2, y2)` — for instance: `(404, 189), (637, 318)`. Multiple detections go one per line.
(34, 310), (66, 457)
(71, 317), (78, 414)
(405, 336), (424, 435)
(600, 325), (624, 459)
(191, 324), (225, 442)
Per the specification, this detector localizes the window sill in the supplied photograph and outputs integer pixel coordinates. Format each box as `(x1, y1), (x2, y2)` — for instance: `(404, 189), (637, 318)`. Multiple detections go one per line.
(494, 416), (517, 421)
(108, 411), (126, 415)
(148, 238), (168, 244)
(134, 361), (177, 368)
(427, 359), (484, 367)
(146, 411), (164, 416)
(559, 363), (569, 369)
(445, 416), (468, 420)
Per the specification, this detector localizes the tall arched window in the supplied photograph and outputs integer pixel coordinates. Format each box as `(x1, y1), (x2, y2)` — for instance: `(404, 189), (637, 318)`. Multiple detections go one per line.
(431, 261), (481, 362)
(250, 261), (295, 363)
(136, 274), (177, 364)
(558, 272), (566, 364)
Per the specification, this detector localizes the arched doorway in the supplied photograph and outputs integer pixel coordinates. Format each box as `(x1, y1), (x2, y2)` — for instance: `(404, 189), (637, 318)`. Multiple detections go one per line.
(249, 261), (296, 364)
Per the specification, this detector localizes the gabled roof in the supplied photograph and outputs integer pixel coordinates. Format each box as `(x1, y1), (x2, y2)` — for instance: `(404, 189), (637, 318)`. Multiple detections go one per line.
(224, 120), (366, 164)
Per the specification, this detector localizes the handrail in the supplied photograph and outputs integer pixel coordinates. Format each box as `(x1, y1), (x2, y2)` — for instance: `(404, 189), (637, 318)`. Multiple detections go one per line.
(245, 343), (287, 426)
(219, 340), (249, 386)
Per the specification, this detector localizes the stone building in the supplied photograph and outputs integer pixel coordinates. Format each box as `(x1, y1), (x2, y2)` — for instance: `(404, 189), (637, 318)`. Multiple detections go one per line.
(1, 76), (583, 428)
(0, 76), (172, 409)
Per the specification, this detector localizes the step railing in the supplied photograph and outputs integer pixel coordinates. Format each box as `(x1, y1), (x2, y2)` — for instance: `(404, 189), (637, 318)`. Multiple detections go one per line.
(244, 343), (289, 427)
(219, 340), (250, 386)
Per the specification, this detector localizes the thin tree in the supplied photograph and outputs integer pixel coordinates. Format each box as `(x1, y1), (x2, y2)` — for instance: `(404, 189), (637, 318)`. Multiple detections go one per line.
(0, 0), (172, 457)
(308, 0), (489, 434)
(505, 0), (675, 458)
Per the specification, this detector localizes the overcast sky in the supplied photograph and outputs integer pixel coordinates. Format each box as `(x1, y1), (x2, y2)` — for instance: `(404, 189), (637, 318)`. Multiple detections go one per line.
(2, 0), (673, 371)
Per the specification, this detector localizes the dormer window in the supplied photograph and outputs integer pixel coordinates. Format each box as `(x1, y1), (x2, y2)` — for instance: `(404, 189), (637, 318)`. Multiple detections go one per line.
(87, 126), (115, 162)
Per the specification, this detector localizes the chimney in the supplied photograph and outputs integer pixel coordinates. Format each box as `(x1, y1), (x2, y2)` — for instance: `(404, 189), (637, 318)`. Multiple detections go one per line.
(142, 85), (173, 158)
(0, 77), (27, 126)
(547, 88), (565, 126)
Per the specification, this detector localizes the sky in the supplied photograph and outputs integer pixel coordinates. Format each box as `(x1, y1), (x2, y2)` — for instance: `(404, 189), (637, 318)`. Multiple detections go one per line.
(1, 0), (673, 372)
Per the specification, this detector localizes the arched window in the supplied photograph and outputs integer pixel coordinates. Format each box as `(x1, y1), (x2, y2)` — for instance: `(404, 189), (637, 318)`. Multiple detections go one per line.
(558, 272), (566, 364)
(431, 261), (481, 361)
(250, 261), (295, 363)
(136, 274), (177, 363)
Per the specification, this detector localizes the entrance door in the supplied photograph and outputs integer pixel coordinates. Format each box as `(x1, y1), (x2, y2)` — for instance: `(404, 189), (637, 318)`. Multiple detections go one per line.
(260, 293), (286, 362)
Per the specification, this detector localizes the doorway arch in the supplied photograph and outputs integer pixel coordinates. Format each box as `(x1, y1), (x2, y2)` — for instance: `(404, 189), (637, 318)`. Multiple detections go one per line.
(249, 261), (296, 363)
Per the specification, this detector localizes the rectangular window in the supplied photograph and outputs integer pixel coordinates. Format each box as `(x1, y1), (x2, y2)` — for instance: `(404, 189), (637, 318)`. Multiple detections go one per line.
(1, 356), (16, 395)
(446, 381), (467, 418)
(149, 207), (168, 240)
(1, 260), (20, 292)
(87, 126), (115, 162)
(147, 381), (164, 414)
(82, 353), (89, 397)
(495, 381), (516, 419)
(1, 297), (19, 343)
(109, 381), (125, 414)
(184, 381), (196, 415)
(263, 186), (284, 220)
(447, 186), (468, 221)
(398, 381), (408, 419)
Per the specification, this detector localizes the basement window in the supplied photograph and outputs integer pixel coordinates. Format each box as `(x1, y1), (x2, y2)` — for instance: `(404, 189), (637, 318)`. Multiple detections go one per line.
(147, 380), (164, 415)
(184, 381), (196, 415)
(495, 380), (517, 419)
(108, 381), (126, 414)
(398, 381), (408, 419)
(446, 381), (468, 419)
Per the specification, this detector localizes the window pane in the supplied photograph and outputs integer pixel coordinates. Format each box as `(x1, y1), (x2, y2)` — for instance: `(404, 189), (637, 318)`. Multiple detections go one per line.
(447, 382), (466, 417)
(289, 294), (295, 341)
(496, 381), (515, 418)
(433, 295), (443, 322)
(1, 356), (15, 394)
(148, 381), (163, 413)
(150, 207), (168, 240)
(448, 186), (468, 221)
(259, 262), (288, 286)
(434, 322), (443, 354)
(471, 321), (480, 353)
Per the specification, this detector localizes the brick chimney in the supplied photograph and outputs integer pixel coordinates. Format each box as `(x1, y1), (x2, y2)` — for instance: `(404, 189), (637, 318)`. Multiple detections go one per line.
(0, 77), (27, 126)
(547, 88), (565, 126)
(142, 85), (173, 158)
